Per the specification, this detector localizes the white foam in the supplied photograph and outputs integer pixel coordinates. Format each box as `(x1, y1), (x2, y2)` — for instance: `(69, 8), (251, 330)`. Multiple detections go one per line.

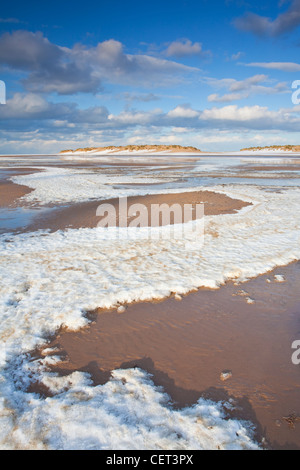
(11, 167), (180, 205)
(0, 364), (259, 450)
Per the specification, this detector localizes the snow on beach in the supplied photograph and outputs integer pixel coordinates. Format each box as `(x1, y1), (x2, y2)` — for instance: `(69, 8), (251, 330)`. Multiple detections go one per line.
(1, 166), (300, 448)
(11, 160), (299, 210)
(11, 167), (181, 205)
(0, 363), (259, 450)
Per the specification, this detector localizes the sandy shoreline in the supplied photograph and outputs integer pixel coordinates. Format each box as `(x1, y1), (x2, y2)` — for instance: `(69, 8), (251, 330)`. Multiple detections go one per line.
(24, 190), (250, 233)
(37, 261), (300, 449)
(0, 168), (43, 208)
(0, 182), (32, 208)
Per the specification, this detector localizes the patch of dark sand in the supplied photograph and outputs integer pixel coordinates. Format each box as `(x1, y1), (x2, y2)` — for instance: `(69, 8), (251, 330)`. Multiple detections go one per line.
(58, 156), (201, 165)
(0, 168), (43, 208)
(26, 190), (251, 232)
(235, 165), (300, 172)
(0, 182), (33, 208)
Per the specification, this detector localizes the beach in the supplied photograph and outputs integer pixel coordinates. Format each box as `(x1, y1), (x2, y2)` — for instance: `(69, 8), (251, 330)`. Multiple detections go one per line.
(41, 261), (300, 448)
(0, 152), (300, 449)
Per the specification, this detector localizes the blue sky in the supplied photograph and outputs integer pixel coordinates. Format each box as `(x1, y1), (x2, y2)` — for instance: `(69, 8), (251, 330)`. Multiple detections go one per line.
(0, 0), (300, 153)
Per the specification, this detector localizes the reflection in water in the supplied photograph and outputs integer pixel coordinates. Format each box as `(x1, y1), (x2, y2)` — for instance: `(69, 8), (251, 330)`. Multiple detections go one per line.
(0, 207), (53, 233)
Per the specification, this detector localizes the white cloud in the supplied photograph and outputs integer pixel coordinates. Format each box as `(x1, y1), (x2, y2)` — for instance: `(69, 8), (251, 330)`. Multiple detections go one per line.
(0, 92), (75, 120)
(246, 62), (300, 72)
(0, 32), (200, 94)
(234, 0), (300, 36)
(207, 93), (242, 103)
(108, 109), (162, 126)
(164, 39), (204, 58)
(200, 104), (276, 121)
(167, 105), (200, 118)
(206, 75), (289, 102)
(1, 91), (300, 154)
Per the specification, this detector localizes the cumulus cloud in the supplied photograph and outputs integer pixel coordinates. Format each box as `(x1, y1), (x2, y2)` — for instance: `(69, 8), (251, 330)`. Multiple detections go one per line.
(198, 104), (300, 132)
(85, 39), (199, 85)
(0, 31), (62, 71)
(167, 105), (200, 118)
(200, 104), (275, 121)
(106, 102), (300, 133)
(234, 0), (300, 36)
(0, 31), (199, 95)
(164, 39), (204, 58)
(246, 61), (300, 72)
(0, 31), (101, 94)
(0, 92), (76, 121)
(107, 108), (163, 127)
(206, 75), (289, 102)
(2, 92), (300, 142)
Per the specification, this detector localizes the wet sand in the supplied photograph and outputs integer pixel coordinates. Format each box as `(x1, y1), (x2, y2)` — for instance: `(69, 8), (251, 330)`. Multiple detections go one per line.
(0, 182), (32, 208)
(0, 160), (251, 234)
(26, 190), (250, 232)
(38, 262), (300, 450)
(0, 168), (42, 208)
(246, 165), (300, 172)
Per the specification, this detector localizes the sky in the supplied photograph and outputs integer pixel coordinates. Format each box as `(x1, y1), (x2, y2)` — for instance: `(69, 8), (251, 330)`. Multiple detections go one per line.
(0, 0), (300, 153)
